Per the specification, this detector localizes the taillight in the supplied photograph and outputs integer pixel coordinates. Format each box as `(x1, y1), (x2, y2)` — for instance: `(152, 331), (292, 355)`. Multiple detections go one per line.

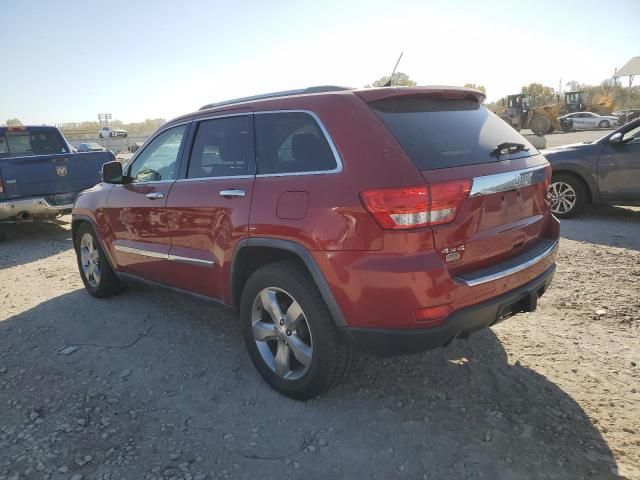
(0, 173), (4, 194)
(543, 164), (552, 190)
(361, 179), (472, 230)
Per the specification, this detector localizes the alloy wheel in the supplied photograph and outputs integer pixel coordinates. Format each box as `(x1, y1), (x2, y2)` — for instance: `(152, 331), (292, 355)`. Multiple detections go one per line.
(549, 181), (577, 215)
(251, 287), (313, 380)
(80, 232), (101, 287)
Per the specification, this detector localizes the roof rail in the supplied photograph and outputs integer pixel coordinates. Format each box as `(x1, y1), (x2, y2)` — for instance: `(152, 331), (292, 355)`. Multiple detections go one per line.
(199, 85), (352, 111)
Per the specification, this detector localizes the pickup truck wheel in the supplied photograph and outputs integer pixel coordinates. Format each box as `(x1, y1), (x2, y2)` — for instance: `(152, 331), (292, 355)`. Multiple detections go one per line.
(240, 260), (353, 400)
(549, 174), (587, 218)
(75, 223), (122, 297)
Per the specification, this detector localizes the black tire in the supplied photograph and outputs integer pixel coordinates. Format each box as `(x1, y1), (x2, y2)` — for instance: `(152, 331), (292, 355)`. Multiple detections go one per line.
(549, 173), (588, 219)
(599, 120), (610, 128)
(74, 222), (122, 298)
(240, 260), (354, 400)
(529, 114), (551, 136)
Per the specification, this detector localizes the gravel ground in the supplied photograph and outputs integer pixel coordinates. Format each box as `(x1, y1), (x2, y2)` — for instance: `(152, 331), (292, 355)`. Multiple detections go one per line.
(522, 129), (614, 149)
(1, 206), (638, 480)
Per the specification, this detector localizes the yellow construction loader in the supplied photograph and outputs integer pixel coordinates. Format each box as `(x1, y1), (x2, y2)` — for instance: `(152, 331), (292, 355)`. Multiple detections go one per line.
(527, 90), (615, 135)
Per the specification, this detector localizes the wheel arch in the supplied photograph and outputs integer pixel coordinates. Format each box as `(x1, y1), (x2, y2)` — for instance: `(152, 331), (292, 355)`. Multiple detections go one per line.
(231, 238), (346, 327)
(551, 166), (597, 204)
(71, 214), (118, 271)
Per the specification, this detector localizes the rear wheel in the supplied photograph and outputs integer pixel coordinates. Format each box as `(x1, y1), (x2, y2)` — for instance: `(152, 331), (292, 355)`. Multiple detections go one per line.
(240, 260), (354, 400)
(529, 115), (551, 136)
(599, 120), (610, 128)
(74, 223), (122, 297)
(549, 174), (587, 218)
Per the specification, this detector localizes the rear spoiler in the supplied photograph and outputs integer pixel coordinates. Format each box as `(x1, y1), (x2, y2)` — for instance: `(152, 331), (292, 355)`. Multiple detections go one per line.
(354, 86), (485, 104)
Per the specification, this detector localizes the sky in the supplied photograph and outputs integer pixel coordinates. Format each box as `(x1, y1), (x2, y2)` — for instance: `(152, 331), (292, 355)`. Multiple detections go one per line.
(2, 0), (639, 125)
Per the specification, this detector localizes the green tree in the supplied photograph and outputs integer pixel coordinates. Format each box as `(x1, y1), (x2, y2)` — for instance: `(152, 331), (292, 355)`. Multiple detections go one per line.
(521, 83), (555, 106)
(5, 118), (22, 126)
(366, 72), (417, 88)
(464, 83), (486, 94)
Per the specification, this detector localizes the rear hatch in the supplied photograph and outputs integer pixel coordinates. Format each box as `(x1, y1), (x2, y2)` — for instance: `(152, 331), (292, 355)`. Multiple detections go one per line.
(0, 127), (111, 201)
(362, 89), (551, 274)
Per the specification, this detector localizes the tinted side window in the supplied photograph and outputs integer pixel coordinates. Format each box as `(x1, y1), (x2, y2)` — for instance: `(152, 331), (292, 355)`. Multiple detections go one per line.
(1, 129), (69, 157)
(188, 115), (250, 178)
(129, 125), (186, 183)
(255, 112), (337, 174)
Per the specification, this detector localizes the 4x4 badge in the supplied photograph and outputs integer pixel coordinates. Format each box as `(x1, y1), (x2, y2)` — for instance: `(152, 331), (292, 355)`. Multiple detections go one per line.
(441, 245), (465, 263)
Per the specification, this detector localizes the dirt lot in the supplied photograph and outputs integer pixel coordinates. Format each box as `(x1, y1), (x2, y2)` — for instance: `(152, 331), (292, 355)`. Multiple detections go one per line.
(1, 206), (639, 479)
(524, 129), (614, 149)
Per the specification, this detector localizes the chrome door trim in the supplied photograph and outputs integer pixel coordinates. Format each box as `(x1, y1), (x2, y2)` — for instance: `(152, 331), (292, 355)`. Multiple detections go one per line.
(167, 254), (215, 267)
(114, 244), (168, 259)
(470, 165), (547, 197)
(114, 244), (215, 267)
(455, 240), (558, 287)
(253, 110), (343, 177)
(175, 175), (255, 183)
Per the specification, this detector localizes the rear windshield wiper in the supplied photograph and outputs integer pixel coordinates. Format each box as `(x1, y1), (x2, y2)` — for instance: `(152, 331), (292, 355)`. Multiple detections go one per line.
(490, 142), (529, 159)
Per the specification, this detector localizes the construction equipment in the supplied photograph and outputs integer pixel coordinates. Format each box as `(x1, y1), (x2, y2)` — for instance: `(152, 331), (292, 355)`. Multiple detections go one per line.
(526, 90), (615, 136)
(493, 94), (532, 131)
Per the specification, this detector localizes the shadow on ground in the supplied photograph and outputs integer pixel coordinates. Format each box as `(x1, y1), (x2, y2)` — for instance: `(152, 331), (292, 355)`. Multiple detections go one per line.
(0, 220), (72, 269)
(560, 205), (640, 251)
(0, 286), (621, 480)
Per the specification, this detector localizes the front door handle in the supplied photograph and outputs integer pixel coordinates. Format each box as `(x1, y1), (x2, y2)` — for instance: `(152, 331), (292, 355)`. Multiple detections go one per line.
(219, 189), (246, 198)
(146, 192), (164, 200)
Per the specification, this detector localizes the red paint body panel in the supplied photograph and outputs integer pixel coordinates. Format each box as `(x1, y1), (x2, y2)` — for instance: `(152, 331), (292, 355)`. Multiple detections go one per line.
(165, 177), (255, 302)
(104, 183), (175, 285)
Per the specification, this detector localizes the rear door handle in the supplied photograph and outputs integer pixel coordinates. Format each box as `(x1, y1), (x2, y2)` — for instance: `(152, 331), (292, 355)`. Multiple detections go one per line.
(146, 192), (164, 200)
(219, 189), (246, 198)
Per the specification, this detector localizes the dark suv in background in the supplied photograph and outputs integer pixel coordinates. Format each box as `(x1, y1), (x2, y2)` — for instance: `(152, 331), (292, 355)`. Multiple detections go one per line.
(545, 118), (640, 217)
(72, 86), (559, 399)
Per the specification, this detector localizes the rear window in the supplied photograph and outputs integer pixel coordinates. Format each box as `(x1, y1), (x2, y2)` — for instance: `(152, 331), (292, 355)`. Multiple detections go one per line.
(370, 97), (537, 170)
(0, 129), (69, 157)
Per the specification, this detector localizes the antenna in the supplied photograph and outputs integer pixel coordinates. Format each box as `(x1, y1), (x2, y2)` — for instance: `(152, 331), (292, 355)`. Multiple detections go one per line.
(383, 52), (404, 87)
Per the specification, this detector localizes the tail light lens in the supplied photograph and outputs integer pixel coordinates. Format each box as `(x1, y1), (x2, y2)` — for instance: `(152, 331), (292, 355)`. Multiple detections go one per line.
(361, 179), (472, 230)
(0, 173), (4, 194)
(543, 164), (552, 190)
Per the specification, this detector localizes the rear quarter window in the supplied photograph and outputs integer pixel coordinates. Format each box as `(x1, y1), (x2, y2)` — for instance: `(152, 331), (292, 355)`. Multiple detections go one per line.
(370, 96), (537, 170)
(0, 129), (69, 157)
(254, 112), (337, 174)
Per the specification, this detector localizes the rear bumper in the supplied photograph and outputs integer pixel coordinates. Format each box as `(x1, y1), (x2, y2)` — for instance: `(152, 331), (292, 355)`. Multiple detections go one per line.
(344, 264), (555, 356)
(0, 196), (74, 222)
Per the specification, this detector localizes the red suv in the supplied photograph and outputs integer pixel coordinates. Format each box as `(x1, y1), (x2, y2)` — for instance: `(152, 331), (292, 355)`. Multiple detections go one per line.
(72, 86), (559, 399)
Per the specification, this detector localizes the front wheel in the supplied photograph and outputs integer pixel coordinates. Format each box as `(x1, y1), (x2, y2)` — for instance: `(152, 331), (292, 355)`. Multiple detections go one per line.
(240, 260), (354, 400)
(548, 174), (587, 218)
(74, 223), (122, 297)
(529, 115), (551, 136)
(599, 120), (610, 128)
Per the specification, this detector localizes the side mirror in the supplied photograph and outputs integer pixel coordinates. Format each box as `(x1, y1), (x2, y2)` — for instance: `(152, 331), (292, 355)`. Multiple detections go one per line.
(102, 161), (124, 184)
(609, 132), (623, 145)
